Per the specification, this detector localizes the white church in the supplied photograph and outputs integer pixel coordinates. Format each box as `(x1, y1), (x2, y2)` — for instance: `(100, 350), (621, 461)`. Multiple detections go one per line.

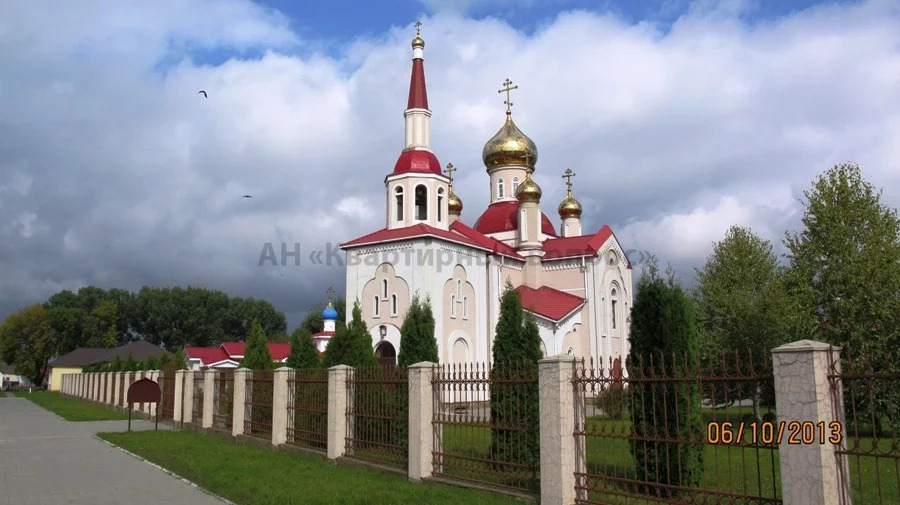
(337, 27), (633, 368)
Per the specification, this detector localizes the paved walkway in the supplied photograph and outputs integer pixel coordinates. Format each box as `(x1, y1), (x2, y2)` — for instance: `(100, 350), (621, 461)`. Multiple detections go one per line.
(0, 395), (227, 505)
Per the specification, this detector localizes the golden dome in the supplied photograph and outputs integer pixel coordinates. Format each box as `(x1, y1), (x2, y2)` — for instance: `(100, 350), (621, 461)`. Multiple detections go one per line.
(516, 173), (542, 203)
(558, 191), (582, 218)
(448, 188), (463, 214)
(482, 114), (538, 170)
(412, 34), (425, 48)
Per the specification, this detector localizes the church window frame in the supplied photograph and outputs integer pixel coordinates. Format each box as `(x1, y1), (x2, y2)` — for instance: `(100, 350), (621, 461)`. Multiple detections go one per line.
(437, 187), (444, 222)
(382, 279), (388, 299)
(414, 184), (428, 221)
(463, 296), (468, 320)
(394, 186), (404, 222)
(450, 295), (456, 318)
(498, 179), (505, 199)
(512, 177), (520, 193)
(373, 296), (380, 318)
(519, 208), (527, 241)
(610, 286), (618, 330)
(391, 294), (398, 316)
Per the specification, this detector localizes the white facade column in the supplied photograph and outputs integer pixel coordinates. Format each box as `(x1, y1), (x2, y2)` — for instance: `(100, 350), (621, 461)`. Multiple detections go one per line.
(272, 367), (291, 446)
(174, 370), (185, 424)
(327, 365), (352, 460)
(407, 362), (435, 481)
(232, 369), (249, 436)
(182, 371), (194, 424)
(202, 369), (215, 428)
(539, 355), (581, 505)
(772, 340), (851, 505)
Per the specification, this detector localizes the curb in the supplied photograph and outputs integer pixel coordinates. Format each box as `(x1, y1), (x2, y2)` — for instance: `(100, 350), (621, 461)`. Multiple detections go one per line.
(93, 435), (237, 505)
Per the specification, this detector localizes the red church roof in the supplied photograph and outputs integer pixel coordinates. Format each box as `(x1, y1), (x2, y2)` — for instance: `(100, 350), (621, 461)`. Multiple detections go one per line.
(341, 223), (488, 251)
(473, 201), (558, 237)
(541, 225), (632, 268)
(515, 285), (585, 322)
(407, 58), (428, 109)
(391, 149), (443, 176)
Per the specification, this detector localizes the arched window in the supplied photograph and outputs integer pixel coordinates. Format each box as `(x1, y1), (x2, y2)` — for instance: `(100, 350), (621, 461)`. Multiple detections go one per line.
(498, 179), (505, 199)
(394, 186), (403, 222)
(519, 208), (527, 240)
(382, 279), (388, 299)
(611, 287), (618, 329)
(391, 294), (398, 316)
(450, 295), (456, 318)
(437, 188), (444, 222)
(456, 280), (461, 297)
(512, 177), (520, 193)
(415, 185), (427, 220)
(463, 296), (468, 319)
(373, 296), (380, 317)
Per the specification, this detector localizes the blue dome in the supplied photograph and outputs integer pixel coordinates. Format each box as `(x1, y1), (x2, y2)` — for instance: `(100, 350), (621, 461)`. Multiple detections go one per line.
(322, 305), (338, 320)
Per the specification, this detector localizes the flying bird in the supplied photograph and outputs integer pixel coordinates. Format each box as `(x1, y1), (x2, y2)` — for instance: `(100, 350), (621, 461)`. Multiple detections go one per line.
(242, 195), (252, 198)
(198, 90), (207, 98)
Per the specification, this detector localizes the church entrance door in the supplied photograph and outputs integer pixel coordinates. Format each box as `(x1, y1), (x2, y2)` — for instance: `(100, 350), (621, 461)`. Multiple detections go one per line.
(375, 341), (396, 367)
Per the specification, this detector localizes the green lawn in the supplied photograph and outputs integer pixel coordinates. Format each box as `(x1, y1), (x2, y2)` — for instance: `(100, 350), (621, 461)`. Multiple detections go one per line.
(13, 391), (129, 421)
(99, 430), (527, 505)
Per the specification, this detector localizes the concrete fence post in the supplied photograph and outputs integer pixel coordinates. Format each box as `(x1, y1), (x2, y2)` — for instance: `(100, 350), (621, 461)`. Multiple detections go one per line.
(272, 367), (291, 446)
(122, 372), (132, 409)
(134, 371), (145, 413)
(327, 365), (352, 460)
(203, 369), (215, 429)
(539, 355), (581, 505)
(182, 370), (195, 424)
(147, 371), (160, 417)
(408, 362), (436, 481)
(232, 368), (249, 437)
(772, 340), (851, 505)
(174, 370), (185, 424)
(94, 373), (101, 402)
(104, 372), (112, 404)
(112, 372), (120, 407)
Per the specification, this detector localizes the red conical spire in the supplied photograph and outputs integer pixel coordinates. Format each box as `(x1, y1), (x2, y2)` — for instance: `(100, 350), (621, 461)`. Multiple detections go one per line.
(407, 58), (428, 110)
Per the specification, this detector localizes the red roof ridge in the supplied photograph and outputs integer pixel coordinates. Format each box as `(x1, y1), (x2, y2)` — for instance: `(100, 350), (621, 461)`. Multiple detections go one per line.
(514, 285), (586, 322)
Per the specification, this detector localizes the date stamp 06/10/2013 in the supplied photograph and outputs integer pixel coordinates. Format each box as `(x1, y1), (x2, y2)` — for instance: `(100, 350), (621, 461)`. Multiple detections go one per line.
(706, 421), (844, 445)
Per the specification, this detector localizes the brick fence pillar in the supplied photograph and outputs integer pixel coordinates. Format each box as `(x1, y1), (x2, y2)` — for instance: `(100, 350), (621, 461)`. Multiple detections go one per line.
(327, 365), (352, 460)
(201, 369), (214, 428)
(772, 340), (851, 505)
(182, 370), (195, 424)
(539, 355), (581, 505)
(407, 362), (436, 481)
(174, 370), (185, 424)
(272, 367), (291, 446)
(232, 368), (249, 437)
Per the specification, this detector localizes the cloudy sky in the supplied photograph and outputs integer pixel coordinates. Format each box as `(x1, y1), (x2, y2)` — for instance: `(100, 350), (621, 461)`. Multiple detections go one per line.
(1, 0), (898, 330)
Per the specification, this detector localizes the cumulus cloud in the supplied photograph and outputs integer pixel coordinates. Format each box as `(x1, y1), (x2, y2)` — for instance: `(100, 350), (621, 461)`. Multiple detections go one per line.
(1, 0), (899, 327)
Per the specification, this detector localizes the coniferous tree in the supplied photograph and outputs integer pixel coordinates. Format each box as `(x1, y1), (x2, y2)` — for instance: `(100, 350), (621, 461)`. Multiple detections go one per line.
(489, 281), (542, 490)
(287, 327), (320, 369)
(173, 348), (188, 370)
(111, 355), (123, 372)
(124, 353), (138, 372)
(628, 261), (703, 495)
(323, 300), (377, 368)
(242, 319), (272, 370)
(397, 294), (438, 366)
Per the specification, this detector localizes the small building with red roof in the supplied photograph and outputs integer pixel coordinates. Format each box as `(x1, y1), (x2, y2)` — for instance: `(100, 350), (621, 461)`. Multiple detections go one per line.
(338, 26), (632, 365)
(184, 342), (292, 370)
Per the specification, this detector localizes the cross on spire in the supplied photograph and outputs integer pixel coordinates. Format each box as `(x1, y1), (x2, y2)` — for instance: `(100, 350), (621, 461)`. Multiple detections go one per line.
(444, 162), (456, 184)
(327, 286), (334, 305)
(563, 168), (576, 193)
(415, 21), (422, 35)
(498, 78), (518, 115)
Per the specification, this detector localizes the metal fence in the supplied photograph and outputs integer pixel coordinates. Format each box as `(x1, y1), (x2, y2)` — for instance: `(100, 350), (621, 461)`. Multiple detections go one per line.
(191, 371), (204, 425)
(345, 365), (409, 469)
(244, 370), (274, 439)
(286, 368), (328, 452)
(212, 370), (234, 431)
(573, 351), (781, 505)
(160, 368), (176, 419)
(432, 362), (540, 493)
(828, 346), (900, 505)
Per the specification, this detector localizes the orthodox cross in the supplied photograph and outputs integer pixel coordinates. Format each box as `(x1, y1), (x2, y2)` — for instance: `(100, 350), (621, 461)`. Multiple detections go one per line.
(444, 162), (456, 184)
(415, 21), (422, 36)
(327, 286), (334, 304)
(562, 168), (576, 193)
(498, 78), (518, 114)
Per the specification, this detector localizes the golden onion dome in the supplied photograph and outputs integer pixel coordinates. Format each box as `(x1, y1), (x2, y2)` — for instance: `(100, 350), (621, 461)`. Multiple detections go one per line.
(558, 191), (582, 219)
(482, 113), (538, 170)
(448, 188), (463, 214)
(516, 173), (542, 203)
(412, 34), (425, 48)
